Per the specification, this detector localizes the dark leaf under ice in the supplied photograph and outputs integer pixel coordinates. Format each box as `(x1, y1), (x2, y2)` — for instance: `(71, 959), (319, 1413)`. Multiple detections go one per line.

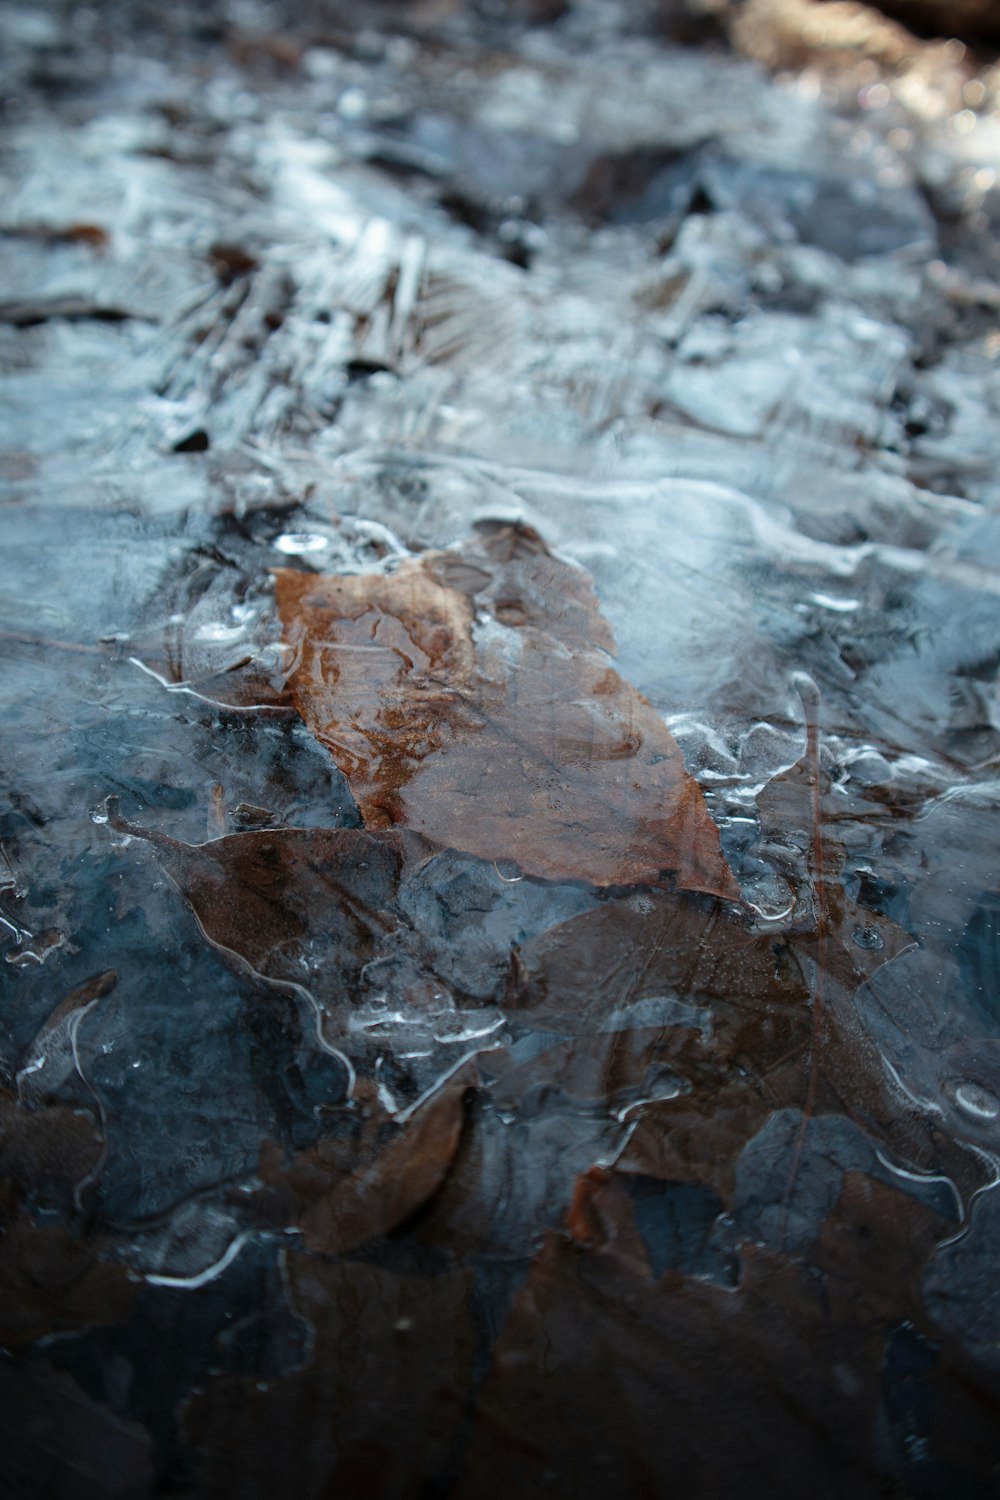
(251, 1062), (475, 1255)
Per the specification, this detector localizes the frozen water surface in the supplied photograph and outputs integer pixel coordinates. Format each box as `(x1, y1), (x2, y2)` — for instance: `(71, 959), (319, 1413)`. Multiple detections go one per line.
(2, 0), (1000, 1494)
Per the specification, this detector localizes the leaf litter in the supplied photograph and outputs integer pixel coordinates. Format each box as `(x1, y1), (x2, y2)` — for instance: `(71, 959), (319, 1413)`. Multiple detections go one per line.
(12, 507), (996, 1495)
(88, 611), (1000, 1493)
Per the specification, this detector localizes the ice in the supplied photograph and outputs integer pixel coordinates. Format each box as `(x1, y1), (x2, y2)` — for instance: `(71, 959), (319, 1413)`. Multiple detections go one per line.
(2, 0), (1000, 1492)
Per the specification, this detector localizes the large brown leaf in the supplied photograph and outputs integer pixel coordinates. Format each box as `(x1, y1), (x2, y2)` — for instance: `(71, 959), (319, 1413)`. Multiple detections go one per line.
(501, 875), (911, 1057)
(274, 524), (738, 899)
(453, 1169), (997, 1500)
(496, 875), (953, 1209)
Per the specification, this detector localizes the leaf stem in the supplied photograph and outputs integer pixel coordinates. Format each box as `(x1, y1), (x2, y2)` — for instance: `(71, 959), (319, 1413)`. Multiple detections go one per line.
(781, 672), (828, 1247)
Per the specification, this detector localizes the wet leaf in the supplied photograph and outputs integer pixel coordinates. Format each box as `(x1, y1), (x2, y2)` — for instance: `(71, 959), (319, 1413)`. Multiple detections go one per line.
(0, 1360), (153, 1500)
(405, 1101), (625, 1261)
(253, 1063), (476, 1254)
(456, 1176), (999, 1500)
(456, 1230), (886, 1499)
(274, 524), (738, 898)
(504, 883), (908, 1035)
(0, 1093), (104, 1216)
(501, 878), (920, 1211)
(185, 1258), (477, 1500)
(108, 813), (423, 1011)
(0, 1184), (136, 1348)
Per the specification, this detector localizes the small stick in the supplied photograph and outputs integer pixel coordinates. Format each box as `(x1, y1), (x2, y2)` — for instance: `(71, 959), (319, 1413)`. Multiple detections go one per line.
(0, 629), (106, 655)
(781, 672), (828, 1246)
(208, 782), (227, 838)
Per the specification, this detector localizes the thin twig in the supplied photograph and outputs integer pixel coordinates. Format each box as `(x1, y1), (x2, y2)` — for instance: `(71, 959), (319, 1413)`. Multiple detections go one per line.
(781, 673), (828, 1245)
(0, 629), (107, 655)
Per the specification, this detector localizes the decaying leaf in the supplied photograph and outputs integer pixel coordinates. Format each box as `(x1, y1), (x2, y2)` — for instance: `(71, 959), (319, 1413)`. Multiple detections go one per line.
(0, 1183), (136, 1348)
(274, 524), (738, 899)
(453, 1168), (1000, 1500)
(107, 811), (424, 1010)
(503, 883), (909, 1036)
(299, 1066), (473, 1253)
(0, 1360), (153, 1500)
(251, 1064), (476, 1254)
(185, 1258), (478, 1500)
(0, 1093), (104, 1216)
(499, 879), (938, 1206)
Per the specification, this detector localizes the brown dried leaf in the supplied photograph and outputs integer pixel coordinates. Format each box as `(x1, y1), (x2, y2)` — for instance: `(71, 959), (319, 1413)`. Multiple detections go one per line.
(294, 1063), (475, 1254)
(274, 525), (738, 899)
